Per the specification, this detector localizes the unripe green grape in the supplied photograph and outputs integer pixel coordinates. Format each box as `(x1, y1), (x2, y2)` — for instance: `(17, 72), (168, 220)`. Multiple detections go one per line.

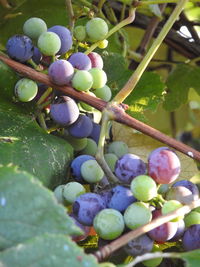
(80, 138), (98, 156)
(98, 39), (108, 49)
(161, 200), (183, 222)
(15, 78), (38, 102)
(64, 134), (87, 151)
(63, 182), (86, 204)
(107, 141), (129, 158)
(104, 153), (118, 172)
(89, 68), (107, 89)
(38, 31), (61, 56)
(74, 25), (86, 41)
(80, 91), (96, 111)
(93, 208), (125, 240)
(94, 85), (112, 101)
(99, 263), (116, 267)
(142, 246), (163, 267)
(184, 211), (200, 227)
(72, 70), (93, 91)
(23, 17), (47, 39)
(86, 18), (108, 42)
(131, 175), (157, 202)
(81, 159), (104, 183)
(53, 184), (65, 204)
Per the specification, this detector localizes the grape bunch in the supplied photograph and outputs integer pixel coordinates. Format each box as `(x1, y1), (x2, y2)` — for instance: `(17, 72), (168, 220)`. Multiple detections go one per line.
(3, 15), (200, 267)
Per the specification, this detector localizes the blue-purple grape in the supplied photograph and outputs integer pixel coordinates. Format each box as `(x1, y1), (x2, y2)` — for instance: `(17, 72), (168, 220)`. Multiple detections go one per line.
(148, 147), (181, 184)
(89, 122), (101, 144)
(71, 155), (94, 182)
(115, 153), (147, 184)
(182, 224), (200, 251)
(88, 52), (103, 69)
(72, 192), (106, 226)
(6, 35), (34, 62)
(70, 213), (90, 242)
(68, 52), (92, 70)
(50, 96), (79, 126)
(107, 185), (136, 212)
(48, 25), (72, 54)
(166, 186), (195, 204)
(67, 114), (93, 138)
(124, 234), (154, 256)
(48, 60), (74, 85)
(32, 46), (42, 64)
(172, 180), (199, 200)
(169, 219), (185, 241)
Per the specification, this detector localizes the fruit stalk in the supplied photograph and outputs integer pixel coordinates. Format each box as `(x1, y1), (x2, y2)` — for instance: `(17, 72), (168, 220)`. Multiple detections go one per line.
(113, 0), (189, 104)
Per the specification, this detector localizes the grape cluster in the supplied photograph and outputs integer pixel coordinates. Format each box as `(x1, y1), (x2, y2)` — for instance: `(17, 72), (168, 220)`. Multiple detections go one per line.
(4, 15), (200, 267)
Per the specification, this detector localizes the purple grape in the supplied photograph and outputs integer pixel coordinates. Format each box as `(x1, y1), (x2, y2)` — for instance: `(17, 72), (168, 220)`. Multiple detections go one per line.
(71, 155), (94, 182)
(67, 114), (93, 138)
(69, 213), (90, 242)
(32, 46), (42, 64)
(166, 186), (195, 204)
(68, 52), (92, 70)
(88, 52), (103, 69)
(48, 60), (74, 85)
(182, 224), (200, 251)
(89, 122), (101, 144)
(115, 154), (147, 184)
(148, 147), (181, 184)
(50, 96), (79, 126)
(6, 35), (34, 62)
(172, 180), (199, 200)
(107, 185), (137, 212)
(72, 193), (106, 226)
(148, 209), (178, 243)
(48, 25), (72, 54)
(124, 234), (154, 256)
(168, 219), (185, 241)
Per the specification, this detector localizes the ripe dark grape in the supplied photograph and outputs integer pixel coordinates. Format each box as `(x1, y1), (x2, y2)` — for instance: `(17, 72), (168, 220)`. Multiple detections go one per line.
(166, 186), (195, 204)
(68, 52), (92, 70)
(88, 52), (104, 69)
(148, 147), (181, 184)
(182, 224), (200, 251)
(48, 60), (74, 85)
(172, 180), (199, 200)
(71, 155), (94, 182)
(124, 234), (154, 256)
(72, 193), (106, 226)
(89, 122), (101, 144)
(67, 114), (93, 138)
(115, 154), (147, 184)
(32, 46), (42, 64)
(70, 213), (90, 242)
(50, 96), (79, 126)
(107, 185), (137, 212)
(48, 25), (72, 54)
(169, 219), (185, 241)
(6, 35), (34, 62)
(148, 210), (178, 243)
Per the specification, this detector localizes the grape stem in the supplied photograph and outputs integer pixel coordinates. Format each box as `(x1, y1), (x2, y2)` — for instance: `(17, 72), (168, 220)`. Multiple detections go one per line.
(136, 0), (200, 6)
(65, 0), (75, 32)
(84, 7), (136, 55)
(1, 55), (200, 162)
(113, 0), (189, 104)
(94, 198), (200, 261)
(36, 87), (52, 105)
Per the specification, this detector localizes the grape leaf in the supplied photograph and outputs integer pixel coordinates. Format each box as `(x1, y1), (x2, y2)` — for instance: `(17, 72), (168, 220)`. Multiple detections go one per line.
(0, 99), (73, 188)
(112, 122), (198, 180)
(0, 165), (82, 250)
(163, 64), (200, 111)
(181, 249), (200, 267)
(0, 234), (99, 267)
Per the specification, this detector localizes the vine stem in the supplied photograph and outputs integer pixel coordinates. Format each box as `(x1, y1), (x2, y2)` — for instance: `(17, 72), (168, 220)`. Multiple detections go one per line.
(1, 55), (200, 161)
(137, 0), (200, 5)
(113, 0), (189, 104)
(65, 0), (75, 32)
(94, 199), (200, 261)
(84, 8), (136, 55)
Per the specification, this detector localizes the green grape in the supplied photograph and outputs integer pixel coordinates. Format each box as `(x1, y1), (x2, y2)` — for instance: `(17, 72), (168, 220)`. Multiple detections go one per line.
(104, 153), (118, 172)
(80, 138), (98, 156)
(99, 263), (116, 267)
(94, 85), (112, 101)
(86, 18), (108, 42)
(81, 159), (104, 183)
(93, 208), (125, 240)
(194, 206), (200, 213)
(161, 200), (183, 222)
(72, 70), (93, 91)
(184, 211), (200, 227)
(64, 135), (87, 151)
(130, 175), (157, 202)
(142, 245), (163, 267)
(23, 17), (47, 39)
(124, 202), (152, 230)
(37, 31), (61, 56)
(79, 91), (96, 111)
(63, 182), (86, 204)
(89, 68), (107, 89)
(74, 25), (86, 41)
(98, 39), (108, 49)
(107, 141), (129, 158)
(53, 184), (65, 204)
(15, 78), (38, 102)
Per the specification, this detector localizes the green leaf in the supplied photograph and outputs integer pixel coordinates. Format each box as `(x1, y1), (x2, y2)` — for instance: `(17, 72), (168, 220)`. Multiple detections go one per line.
(0, 234), (99, 267)
(0, 166), (82, 250)
(181, 249), (200, 267)
(163, 64), (200, 111)
(0, 99), (73, 188)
